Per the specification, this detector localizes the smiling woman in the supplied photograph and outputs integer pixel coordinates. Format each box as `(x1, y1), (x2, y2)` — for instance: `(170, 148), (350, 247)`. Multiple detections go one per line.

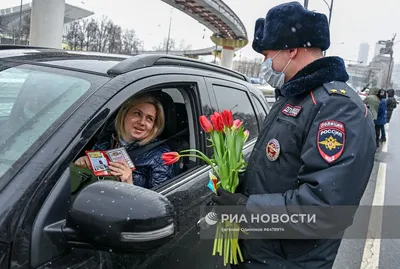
(115, 94), (165, 146)
(74, 92), (178, 189)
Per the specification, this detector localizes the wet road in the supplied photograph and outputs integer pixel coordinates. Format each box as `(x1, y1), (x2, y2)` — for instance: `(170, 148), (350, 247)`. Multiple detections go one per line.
(333, 105), (400, 269)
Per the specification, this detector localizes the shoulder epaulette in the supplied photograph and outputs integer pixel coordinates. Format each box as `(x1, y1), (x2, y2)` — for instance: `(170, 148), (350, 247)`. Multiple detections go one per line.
(322, 81), (352, 98)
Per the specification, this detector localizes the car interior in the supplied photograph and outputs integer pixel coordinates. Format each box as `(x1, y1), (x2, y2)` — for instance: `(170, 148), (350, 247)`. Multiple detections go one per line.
(71, 84), (199, 194)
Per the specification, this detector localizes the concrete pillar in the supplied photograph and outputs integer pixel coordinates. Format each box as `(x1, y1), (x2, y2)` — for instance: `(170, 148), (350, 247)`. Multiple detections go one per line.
(220, 46), (234, 69)
(29, 0), (65, 49)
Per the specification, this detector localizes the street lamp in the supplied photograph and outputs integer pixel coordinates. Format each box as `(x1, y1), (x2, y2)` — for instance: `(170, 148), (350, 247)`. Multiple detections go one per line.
(18, 0), (23, 45)
(322, 0), (334, 56)
(166, 8), (173, 54)
(303, 0), (334, 56)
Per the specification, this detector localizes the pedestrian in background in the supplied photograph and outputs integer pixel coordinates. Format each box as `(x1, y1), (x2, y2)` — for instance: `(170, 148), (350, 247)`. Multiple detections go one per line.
(386, 88), (397, 123)
(376, 89), (387, 143)
(364, 87), (381, 147)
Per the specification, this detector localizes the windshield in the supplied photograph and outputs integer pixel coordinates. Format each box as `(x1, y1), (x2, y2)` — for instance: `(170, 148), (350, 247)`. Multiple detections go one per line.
(0, 65), (95, 178)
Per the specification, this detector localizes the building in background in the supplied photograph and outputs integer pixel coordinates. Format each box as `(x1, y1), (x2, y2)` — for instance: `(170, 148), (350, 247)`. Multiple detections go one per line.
(358, 42), (370, 66)
(390, 63), (400, 88)
(346, 63), (380, 91)
(0, 2), (93, 46)
(370, 54), (394, 88)
(347, 40), (395, 91)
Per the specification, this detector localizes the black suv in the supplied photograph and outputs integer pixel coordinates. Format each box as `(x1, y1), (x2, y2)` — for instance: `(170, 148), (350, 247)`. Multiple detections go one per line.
(0, 46), (270, 269)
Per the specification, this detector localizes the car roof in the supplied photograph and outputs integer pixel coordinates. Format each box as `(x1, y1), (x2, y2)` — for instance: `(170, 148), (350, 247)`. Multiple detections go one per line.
(0, 45), (250, 82)
(0, 46), (129, 75)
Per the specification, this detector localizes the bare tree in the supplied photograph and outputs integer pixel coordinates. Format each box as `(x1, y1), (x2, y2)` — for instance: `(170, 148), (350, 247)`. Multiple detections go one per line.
(85, 18), (98, 51)
(233, 57), (263, 77)
(20, 14), (31, 43)
(5, 20), (19, 44)
(0, 17), (3, 34)
(152, 38), (178, 51)
(77, 19), (88, 50)
(178, 39), (192, 51)
(107, 22), (122, 53)
(96, 16), (109, 52)
(121, 29), (141, 54)
(62, 16), (143, 56)
(66, 21), (80, 50)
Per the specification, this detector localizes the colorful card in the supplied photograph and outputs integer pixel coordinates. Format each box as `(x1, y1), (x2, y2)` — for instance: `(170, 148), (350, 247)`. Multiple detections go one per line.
(207, 171), (219, 194)
(85, 147), (135, 177)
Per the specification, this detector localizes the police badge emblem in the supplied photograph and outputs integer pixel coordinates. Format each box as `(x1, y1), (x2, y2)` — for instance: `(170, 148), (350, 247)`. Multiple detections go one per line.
(317, 120), (345, 163)
(266, 138), (280, 161)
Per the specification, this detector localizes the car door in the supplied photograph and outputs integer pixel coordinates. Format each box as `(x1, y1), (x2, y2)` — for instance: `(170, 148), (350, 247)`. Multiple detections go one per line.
(25, 73), (218, 269)
(198, 77), (265, 268)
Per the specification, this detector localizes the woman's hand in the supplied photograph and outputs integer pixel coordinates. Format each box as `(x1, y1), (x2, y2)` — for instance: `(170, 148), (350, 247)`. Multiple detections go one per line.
(109, 161), (133, 184)
(75, 156), (90, 169)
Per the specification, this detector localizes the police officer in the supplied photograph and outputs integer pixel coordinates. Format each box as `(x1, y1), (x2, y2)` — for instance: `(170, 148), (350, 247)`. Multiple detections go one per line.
(211, 2), (376, 268)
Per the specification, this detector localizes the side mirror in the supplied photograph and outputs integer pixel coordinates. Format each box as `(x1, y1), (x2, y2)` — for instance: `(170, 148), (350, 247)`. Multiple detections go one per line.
(64, 180), (175, 253)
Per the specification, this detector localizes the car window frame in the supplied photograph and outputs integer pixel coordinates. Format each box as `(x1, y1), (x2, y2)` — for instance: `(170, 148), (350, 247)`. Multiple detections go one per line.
(204, 77), (261, 141)
(250, 93), (268, 127)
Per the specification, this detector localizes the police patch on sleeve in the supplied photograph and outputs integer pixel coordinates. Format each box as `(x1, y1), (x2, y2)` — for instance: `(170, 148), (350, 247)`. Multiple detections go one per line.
(317, 120), (345, 163)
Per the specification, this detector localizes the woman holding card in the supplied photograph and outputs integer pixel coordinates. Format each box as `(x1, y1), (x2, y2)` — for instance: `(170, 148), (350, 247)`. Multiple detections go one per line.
(74, 93), (178, 189)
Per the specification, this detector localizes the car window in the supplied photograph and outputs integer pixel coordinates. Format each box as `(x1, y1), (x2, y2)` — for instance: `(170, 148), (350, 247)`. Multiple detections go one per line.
(212, 85), (259, 140)
(0, 65), (98, 179)
(162, 88), (185, 103)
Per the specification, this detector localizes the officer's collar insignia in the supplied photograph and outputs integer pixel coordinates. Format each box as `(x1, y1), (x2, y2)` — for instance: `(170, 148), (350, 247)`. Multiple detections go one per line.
(266, 139), (280, 161)
(282, 104), (302, 117)
(340, 89), (346, 94)
(330, 89), (338, 93)
(317, 120), (345, 163)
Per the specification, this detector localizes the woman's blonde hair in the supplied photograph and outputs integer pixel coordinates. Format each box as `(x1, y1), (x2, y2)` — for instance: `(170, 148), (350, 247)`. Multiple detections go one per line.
(114, 93), (165, 146)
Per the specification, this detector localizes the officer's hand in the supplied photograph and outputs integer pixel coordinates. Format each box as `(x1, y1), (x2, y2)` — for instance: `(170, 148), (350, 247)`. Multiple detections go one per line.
(212, 188), (248, 206)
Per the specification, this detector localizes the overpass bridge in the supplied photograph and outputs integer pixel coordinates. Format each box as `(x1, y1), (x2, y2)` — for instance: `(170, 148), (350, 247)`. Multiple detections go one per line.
(136, 45), (240, 60)
(161, 0), (248, 68)
(162, 0), (248, 68)
(3, 0), (248, 69)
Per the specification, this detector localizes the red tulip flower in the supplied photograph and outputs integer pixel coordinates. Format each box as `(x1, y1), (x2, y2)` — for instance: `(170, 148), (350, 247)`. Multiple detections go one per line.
(221, 110), (233, 127)
(162, 152), (180, 165)
(210, 112), (224, 132)
(199, 115), (213, 133)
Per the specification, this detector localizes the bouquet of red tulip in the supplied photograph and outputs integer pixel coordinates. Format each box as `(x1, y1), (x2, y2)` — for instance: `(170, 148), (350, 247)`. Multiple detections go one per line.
(162, 110), (249, 266)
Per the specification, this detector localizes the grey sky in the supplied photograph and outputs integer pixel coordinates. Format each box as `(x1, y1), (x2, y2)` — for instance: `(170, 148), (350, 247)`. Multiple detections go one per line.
(2, 0), (400, 63)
